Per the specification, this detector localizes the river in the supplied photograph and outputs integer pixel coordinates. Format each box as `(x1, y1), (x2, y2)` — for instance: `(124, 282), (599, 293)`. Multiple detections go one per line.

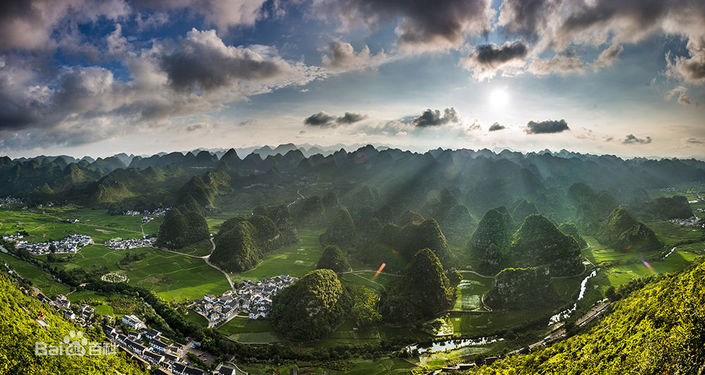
(403, 336), (503, 354)
(548, 268), (598, 324)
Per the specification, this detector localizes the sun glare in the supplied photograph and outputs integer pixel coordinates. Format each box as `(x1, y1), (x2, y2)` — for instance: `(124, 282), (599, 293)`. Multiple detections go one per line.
(489, 88), (510, 109)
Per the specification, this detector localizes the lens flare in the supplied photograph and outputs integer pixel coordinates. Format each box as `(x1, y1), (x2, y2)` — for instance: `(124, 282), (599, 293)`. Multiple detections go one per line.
(640, 257), (655, 273)
(372, 263), (386, 280)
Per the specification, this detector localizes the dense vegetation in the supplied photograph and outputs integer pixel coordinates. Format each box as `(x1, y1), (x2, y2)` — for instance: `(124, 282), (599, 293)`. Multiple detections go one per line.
(0, 273), (146, 374)
(380, 249), (456, 322)
(155, 208), (209, 249)
(505, 214), (583, 276)
(472, 261), (705, 374)
(209, 214), (290, 272)
(269, 269), (351, 341)
(598, 208), (662, 253)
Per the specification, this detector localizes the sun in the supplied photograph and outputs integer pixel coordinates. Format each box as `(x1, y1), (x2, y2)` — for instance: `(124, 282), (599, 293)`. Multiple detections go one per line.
(489, 88), (510, 110)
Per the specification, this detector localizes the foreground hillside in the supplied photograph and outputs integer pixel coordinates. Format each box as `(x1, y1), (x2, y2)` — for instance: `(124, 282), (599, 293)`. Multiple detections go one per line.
(0, 273), (146, 375)
(469, 261), (705, 374)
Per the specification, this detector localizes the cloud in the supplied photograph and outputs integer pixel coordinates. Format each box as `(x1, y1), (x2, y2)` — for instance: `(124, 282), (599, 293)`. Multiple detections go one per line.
(488, 122), (506, 131)
(0, 26), (324, 151)
(336, 112), (366, 124)
(412, 108), (460, 127)
(496, 0), (705, 84)
(497, 0), (558, 42)
(0, 0), (129, 51)
(593, 43), (624, 69)
(304, 111), (367, 127)
(462, 40), (528, 79)
(106, 23), (129, 56)
(186, 123), (205, 132)
(304, 112), (336, 127)
(314, 0), (494, 52)
(160, 29), (291, 92)
(622, 134), (652, 144)
(666, 86), (692, 105)
(322, 41), (388, 72)
(525, 119), (569, 134)
(528, 54), (585, 76)
(134, 0), (269, 31)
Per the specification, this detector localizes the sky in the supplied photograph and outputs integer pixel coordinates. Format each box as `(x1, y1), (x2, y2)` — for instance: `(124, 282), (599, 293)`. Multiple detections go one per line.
(0, 0), (704, 159)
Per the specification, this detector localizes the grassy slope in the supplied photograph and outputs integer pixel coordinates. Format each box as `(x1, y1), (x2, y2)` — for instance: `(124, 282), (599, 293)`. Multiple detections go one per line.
(470, 261), (705, 374)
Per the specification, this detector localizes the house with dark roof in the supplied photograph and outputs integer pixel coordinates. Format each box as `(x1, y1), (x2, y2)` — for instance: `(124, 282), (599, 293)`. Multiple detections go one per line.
(149, 339), (169, 353)
(143, 350), (165, 365)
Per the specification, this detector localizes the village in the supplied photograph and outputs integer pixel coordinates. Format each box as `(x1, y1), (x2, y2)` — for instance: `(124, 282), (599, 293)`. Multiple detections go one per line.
(0, 196), (23, 207)
(193, 275), (296, 326)
(3, 262), (242, 375)
(8, 233), (93, 255)
(123, 208), (170, 223)
(669, 215), (705, 229)
(105, 237), (157, 250)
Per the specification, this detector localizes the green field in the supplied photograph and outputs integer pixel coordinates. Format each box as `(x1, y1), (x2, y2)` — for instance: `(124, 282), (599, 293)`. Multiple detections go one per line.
(646, 220), (705, 246)
(230, 230), (325, 282)
(54, 245), (230, 300)
(239, 357), (417, 375)
(177, 240), (213, 256)
(218, 316), (280, 343)
(0, 207), (162, 243)
(0, 252), (71, 296)
(454, 273), (493, 311)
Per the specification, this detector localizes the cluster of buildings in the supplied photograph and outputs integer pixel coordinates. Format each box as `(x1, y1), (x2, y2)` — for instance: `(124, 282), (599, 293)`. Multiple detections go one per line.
(110, 315), (242, 375)
(669, 216), (705, 229)
(123, 208), (170, 223)
(105, 237), (156, 250)
(105, 316), (196, 374)
(0, 196), (23, 207)
(193, 275), (296, 325)
(13, 233), (92, 255)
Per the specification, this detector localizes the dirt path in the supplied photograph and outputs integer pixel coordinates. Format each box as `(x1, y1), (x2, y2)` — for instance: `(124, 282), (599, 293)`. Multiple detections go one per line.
(203, 237), (235, 290)
(159, 237), (235, 290)
(458, 270), (495, 279)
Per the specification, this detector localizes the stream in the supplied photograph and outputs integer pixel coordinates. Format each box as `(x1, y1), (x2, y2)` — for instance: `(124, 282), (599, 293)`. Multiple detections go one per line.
(548, 268), (598, 324)
(403, 336), (504, 354)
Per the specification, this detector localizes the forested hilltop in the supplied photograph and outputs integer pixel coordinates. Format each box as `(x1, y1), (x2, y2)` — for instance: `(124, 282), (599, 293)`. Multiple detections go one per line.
(1, 145), (704, 374)
(2, 146), (704, 217)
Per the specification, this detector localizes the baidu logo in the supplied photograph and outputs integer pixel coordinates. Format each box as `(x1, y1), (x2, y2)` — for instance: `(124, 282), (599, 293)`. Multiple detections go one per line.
(35, 330), (117, 357)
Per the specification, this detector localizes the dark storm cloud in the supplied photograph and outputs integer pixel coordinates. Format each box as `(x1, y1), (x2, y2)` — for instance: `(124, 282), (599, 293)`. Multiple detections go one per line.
(489, 122), (506, 131)
(160, 29), (287, 92)
(316, 0), (493, 51)
(622, 134), (652, 144)
(474, 41), (528, 66)
(304, 112), (336, 127)
(497, 0), (558, 41)
(525, 119), (569, 134)
(304, 111), (367, 127)
(412, 108), (460, 127)
(336, 112), (366, 124)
